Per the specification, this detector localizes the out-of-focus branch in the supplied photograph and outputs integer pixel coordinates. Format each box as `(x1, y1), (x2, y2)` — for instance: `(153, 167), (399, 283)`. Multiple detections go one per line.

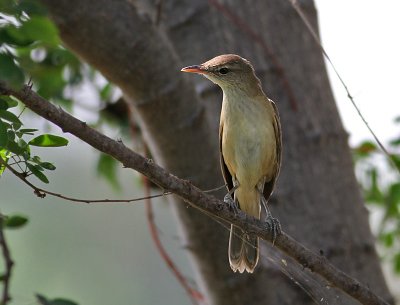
(0, 215), (14, 305)
(0, 82), (390, 305)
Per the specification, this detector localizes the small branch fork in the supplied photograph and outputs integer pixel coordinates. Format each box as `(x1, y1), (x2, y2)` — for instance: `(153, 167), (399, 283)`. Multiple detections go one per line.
(0, 82), (390, 305)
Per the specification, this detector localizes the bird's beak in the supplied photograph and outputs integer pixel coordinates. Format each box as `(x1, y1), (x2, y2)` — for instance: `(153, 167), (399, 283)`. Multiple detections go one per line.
(181, 65), (206, 74)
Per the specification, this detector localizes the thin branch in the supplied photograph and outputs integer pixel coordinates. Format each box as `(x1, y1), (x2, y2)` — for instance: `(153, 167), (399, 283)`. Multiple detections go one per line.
(0, 215), (14, 305)
(0, 159), (170, 203)
(0, 82), (390, 305)
(288, 0), (400, 176)
(143, 175), (205, 305)
(1, 157), (226, 204)
(126, 101), (205, 305)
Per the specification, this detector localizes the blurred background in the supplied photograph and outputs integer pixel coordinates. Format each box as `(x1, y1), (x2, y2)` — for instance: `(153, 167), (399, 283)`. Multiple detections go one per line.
(1, 1), (400, 305)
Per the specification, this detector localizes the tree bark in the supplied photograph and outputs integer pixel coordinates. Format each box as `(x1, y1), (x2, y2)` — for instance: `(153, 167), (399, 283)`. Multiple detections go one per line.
(39, 0), (393, 304)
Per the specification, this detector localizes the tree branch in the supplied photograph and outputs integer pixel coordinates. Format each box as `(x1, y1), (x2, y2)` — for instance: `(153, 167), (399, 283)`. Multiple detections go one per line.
(0, 159), (171, 203)
(0, 215), (14, 305)
(0, 81), (390, 305)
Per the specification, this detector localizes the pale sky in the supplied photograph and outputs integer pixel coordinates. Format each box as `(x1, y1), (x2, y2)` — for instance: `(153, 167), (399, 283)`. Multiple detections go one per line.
(315, 1), (399, 146)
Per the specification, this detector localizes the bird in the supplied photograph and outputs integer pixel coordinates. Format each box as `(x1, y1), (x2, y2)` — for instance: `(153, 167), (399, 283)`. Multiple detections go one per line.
(181, 54), (282, 273)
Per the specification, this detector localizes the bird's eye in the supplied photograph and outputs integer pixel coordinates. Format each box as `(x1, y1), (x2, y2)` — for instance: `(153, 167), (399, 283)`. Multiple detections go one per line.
(219, 67), (229, 75)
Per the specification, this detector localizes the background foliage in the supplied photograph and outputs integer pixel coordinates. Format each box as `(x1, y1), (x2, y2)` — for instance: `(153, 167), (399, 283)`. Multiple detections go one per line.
(0, 0), (399, 304)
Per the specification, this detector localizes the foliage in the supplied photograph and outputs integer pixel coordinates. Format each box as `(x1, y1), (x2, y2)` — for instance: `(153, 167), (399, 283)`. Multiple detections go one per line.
(0, 0), (129, 183)
(353, 116), (400, 273)
(0, 95), (68, 183)
(0, 2), (131, 303)
(0, 0), (79, 101)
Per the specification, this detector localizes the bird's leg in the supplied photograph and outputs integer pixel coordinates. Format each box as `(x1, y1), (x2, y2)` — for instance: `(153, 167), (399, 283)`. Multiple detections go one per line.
(224, 178), (239, 214)
(260, 193), (281, 244)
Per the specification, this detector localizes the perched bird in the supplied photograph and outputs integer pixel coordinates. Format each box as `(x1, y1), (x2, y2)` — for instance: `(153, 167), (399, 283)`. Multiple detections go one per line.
(181, 54), (282, 273)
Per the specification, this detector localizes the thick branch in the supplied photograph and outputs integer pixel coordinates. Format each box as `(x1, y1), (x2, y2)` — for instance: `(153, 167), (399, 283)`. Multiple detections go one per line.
(0, 82), (390, 305)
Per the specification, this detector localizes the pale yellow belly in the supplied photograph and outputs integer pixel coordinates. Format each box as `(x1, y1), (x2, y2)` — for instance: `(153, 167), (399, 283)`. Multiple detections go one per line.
(222, 111), (276, 189)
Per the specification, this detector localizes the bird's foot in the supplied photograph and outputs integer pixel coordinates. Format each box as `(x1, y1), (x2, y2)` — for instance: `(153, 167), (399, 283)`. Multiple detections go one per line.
(265, 215), (281, 245)
(224, 193), (239, 214)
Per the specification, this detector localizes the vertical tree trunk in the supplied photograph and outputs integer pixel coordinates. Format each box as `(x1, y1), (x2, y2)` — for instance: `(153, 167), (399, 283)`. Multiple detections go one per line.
(40, 0), (393, 304)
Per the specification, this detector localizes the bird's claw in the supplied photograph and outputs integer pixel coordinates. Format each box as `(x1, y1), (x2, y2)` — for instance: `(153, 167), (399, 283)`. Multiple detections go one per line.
(224, 193), (239, 214)
(265, 215), (281, 245)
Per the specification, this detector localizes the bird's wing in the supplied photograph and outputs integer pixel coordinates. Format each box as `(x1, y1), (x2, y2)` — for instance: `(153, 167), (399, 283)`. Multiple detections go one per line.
(263, 98), (282, 200)
(219, 122), (234, 192)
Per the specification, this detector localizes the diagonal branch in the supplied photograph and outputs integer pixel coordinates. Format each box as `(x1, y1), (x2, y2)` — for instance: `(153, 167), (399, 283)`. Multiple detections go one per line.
(0, 81), (390, 305)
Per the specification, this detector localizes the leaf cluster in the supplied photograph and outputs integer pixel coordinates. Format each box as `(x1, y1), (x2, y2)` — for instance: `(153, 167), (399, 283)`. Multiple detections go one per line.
(353, 116), (400, 273)
(0, 94), (68, 183)
(0, 0), (81, 103)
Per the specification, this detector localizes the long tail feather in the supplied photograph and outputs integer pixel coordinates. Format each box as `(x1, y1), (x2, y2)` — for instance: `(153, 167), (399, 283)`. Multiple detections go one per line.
(228, 224), (259, 273)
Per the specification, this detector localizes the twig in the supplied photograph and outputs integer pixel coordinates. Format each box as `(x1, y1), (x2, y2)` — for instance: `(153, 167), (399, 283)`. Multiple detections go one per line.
(1, 156), (225, 205)
(0, 159), (170, 204)
(288, 0), (400, 175)
(0, 215), (14, 305)
(0, 82), (390, 305)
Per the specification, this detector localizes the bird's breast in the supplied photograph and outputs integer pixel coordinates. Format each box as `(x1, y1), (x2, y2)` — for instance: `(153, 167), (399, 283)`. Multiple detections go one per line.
(221, 96), (276, 186)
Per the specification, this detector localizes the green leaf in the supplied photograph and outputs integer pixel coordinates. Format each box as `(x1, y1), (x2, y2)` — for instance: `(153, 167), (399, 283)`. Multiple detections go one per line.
(7, 130), (15, 141)
(0, 149), (9, 175)
(18, 0), (48, 16)
(4, 215), (28, 229)
(354, 141), (377, 158)
(36, 294), (79, 305)
(0, 120), (8, 148)
(50, 299), (79, 305)
(40, 162), (56, 170)
(0, 25), (35, 47)
(29, 134), (68, 147)
(380, 232), (394, 247)
(365, 168), (384, 204)
(395, 253), (400, 274)
(0, 109), (22, 126)
(0, 95), (19, 109)
(390, 154), (400, 172)
(27, 163), (49, 183)
(0, 53), (25, 89)
(0, 98), (7, 111)
(386, 183), (400, 217)
(36, 294), (51, 305)
(100, 83), (112, 101)
(0, 0), (16, 15)
(19, 16), (60, 46)
(0, 0), (47, 17)
(19, 128), (38, 134)
(5, 139), (26, 155)
(390, 138), (400, 146)
(97, 153), (120, 190)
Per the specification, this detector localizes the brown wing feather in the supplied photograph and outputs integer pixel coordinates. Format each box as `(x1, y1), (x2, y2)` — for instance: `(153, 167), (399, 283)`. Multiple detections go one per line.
(219, 123), (234, 192)
(263, 99), (282, 200)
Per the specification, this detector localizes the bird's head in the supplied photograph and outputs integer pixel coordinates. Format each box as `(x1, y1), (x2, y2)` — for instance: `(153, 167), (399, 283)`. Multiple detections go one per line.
(181, 54), (261, 94)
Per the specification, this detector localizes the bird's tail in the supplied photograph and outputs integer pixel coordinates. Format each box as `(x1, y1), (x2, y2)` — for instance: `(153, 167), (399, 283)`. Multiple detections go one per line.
(228, 224), (259, 273)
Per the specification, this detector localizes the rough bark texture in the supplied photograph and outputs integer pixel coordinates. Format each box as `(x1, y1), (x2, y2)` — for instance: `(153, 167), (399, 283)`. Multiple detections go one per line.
(39, 0), (392, 304)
